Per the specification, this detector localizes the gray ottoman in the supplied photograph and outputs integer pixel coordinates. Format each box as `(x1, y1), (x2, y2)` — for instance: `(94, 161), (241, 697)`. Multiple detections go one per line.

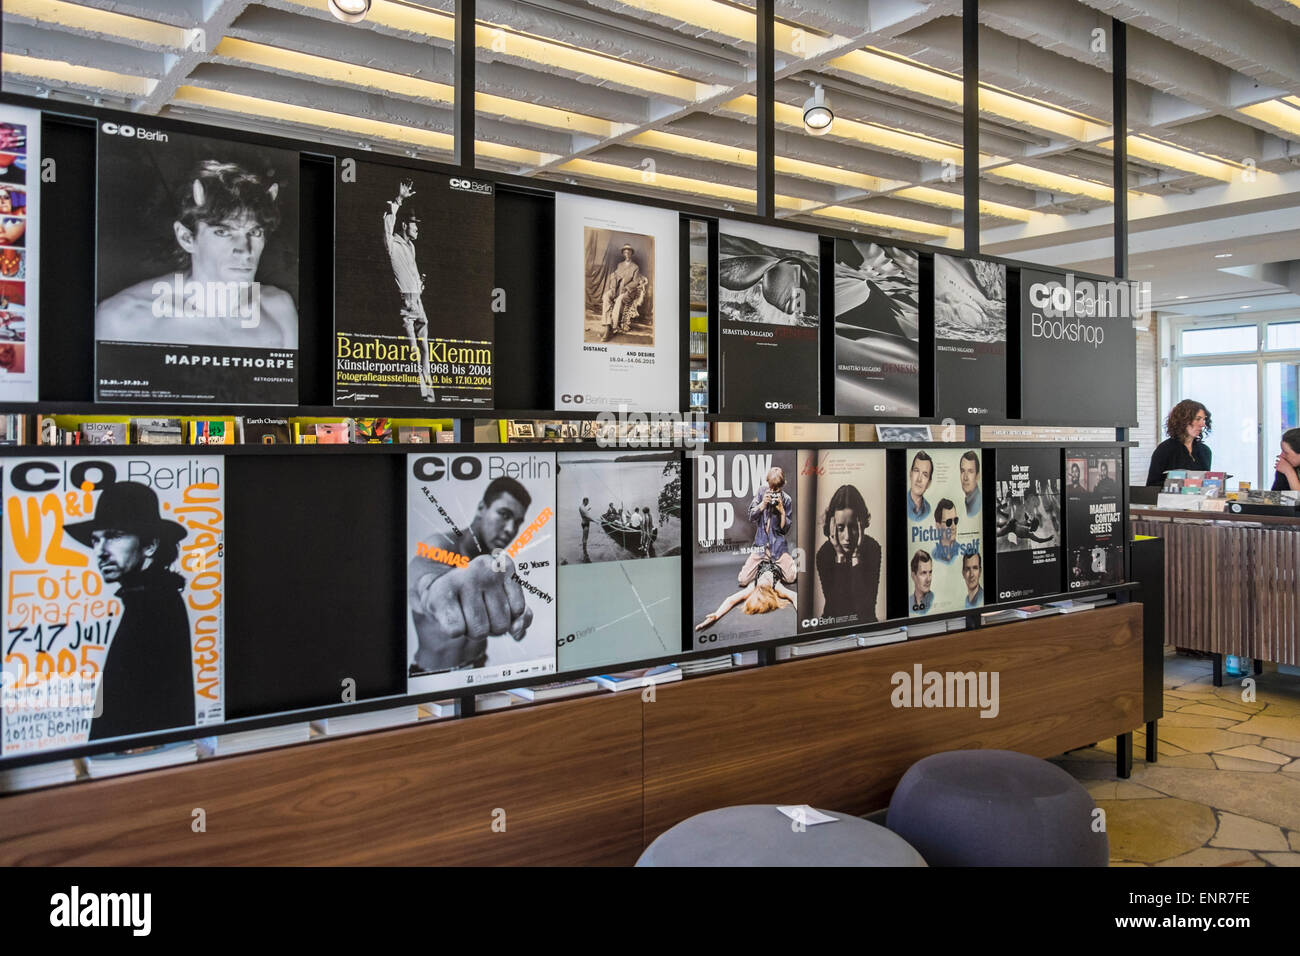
(637, 805), (928, 867)
(886, 750), (1108, 867)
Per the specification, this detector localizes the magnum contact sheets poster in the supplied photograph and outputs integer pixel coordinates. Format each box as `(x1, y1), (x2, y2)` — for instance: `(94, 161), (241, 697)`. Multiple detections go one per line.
(994, 447), (1062, 601)
(335, 163), (494, 408)
(554, 195), (678, 412)
(718, 221), (819, 416)
(934, 254), (1006, 420)
(2, 456), (226, 755)
(904, 448), (984, 616)
(407, 452), (557, 693)
(0, 104), (39, 402)
(95, 124), (300, 404)
(1065, 450), (1123, 590)
(833, 241), (919, 416)
(556, 452), (681, 672)
(693, 450), (798, 649)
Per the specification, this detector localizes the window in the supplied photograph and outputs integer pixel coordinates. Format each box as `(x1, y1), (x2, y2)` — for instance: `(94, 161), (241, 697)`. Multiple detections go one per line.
(1180, 326), (1256, 356)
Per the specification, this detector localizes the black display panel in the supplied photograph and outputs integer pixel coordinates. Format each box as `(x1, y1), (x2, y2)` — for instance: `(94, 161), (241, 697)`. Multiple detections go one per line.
(933, 254), (1006, 421)
(1020, 267), (1138, 425)
(994, 446), (1062, 601)
(494, 187), (553, 411)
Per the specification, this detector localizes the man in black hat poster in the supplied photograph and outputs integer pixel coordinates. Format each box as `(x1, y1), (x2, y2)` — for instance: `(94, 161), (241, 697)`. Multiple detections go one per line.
(65, 482), (194, 741)
(599, 240), (643, 341)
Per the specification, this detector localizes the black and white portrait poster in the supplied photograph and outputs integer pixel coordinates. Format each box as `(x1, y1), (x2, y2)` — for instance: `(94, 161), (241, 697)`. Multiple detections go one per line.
(95, 124), (300, 404)
(335, 162), (494, 408)
(717, 220), (819, 416)
(2, 455), (225, 756)
(556, 451), (681, 672)
(904, 448), (984, 616)
(933, 254), (1006, 421)
(407, 452), (557, 694)
(833, 240), (919, 416)
(0, 104), (38, 402)
(1065, 450), (1124, 590)
(995, 447), (1062, 601)
(693, 450), (799, 649)
(795, 448), (887, 633)
(554, 195), (678, 412)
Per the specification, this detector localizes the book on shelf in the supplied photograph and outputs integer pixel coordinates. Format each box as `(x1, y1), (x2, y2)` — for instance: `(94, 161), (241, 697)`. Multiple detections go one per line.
(419, 700), (459, 719)
(196, 722), (311, 758)
(1048, 599), (1097, 614)
(397, 425), (432, 444)
(0, 413), (27, 445)
(310, 705), (420, 736)
(189, 419), (235, 445)
(132, 417), (183, 444)
(982, 604), (1059, 624)
(0, 759), (79, 792)
(508, 679), (601, 702)
(904, 619), (949, 638)
(82, 741), (199, 778)
(678, 655), (734, 677)
(475, 691), (519, 712)
(859, 627), (908, 647)
(351, 417), (393, 444)
(776, 634), (861, 660)
(238, 417), (292, 444)
(79, 421), (129, 445)
(731, 650), (760, 667)
(589, 664), (681, 692)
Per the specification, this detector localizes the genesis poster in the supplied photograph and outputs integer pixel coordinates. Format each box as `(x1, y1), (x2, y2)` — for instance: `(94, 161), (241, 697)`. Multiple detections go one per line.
(554, 195), (678, 412)
(904, 447), (984, 616)
(0, 105), (38, 402)
(1065, 450), (1124, 589)
(994, 447), (1062, 601)
(718, 220), (819, 416)
(1020, 268), (1138, 425)
(795, 448), (886, 633)
(2, 456), (226, 755)
(693, 450), (798, 649)
(556, 452), (681, 672)
(407, 451), (557, 693)
(335, 163), (494, 408)
(833, 240), (919, 416)
(95, 124), (300, 405)
(933, 254), (1006, 421)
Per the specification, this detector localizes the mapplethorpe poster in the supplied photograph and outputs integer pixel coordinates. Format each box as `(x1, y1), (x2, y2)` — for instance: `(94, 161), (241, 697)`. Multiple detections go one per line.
(933, 254), (1006, 421)
(2, 456), (225, 756)
(904, 448), (984, 616)
(554, 195), (678, 412)
(556, 451), (681, 672)
(335, 163), (494, 408)
(407, 452), (557, 693)
(718, 220), (819, 416)
(833, 240), (919, 416)
(995, 446), (1062, 601)
(95, 124), (300, 404)
(0, 105), (39, 402)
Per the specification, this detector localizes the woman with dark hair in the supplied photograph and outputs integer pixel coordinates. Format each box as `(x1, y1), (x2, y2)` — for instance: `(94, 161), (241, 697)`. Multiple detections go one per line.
(1145, 399), (1212, 486)
(1271, 427), (1300, 491)
(816, 483), (882, 625)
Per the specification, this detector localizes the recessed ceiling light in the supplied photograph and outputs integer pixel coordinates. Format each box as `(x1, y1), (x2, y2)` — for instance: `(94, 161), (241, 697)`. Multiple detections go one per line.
(1242, 305), (1252, 309)
(1214, 253), (1233, 259)
(328, 0), (371, 23)
(1176, 295), (1189, 299)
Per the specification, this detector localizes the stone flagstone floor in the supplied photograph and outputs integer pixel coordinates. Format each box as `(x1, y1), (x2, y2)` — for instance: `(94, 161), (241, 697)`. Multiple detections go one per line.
(1051, 654), (1300, 866)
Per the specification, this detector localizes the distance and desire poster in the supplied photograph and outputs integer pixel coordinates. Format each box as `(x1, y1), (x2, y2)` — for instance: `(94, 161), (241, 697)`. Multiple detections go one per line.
(554, 194), (678, 412)
(2, 455), (225, 755)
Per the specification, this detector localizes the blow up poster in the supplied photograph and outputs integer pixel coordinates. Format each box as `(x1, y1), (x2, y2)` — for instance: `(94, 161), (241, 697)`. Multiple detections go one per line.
(2, 456), (226, 755)
(903, 447), (984, 616)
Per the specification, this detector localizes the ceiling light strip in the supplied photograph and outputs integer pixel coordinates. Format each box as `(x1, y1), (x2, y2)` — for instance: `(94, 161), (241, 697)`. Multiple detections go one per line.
(1, 54), (156, 97)
(5, 0), (188, 48)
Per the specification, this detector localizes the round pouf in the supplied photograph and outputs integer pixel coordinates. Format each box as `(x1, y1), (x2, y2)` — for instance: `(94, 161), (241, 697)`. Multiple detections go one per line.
(886, 750), (1108, 867)
(636, 805), (928, 867)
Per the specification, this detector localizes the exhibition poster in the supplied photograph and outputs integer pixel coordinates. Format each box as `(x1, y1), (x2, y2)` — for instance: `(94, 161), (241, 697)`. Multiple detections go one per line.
(717, 220), (819, 416)
(1065, 450), (1124, 589)
(795, 447), (887, 632)
(553, 194), (678, 412)
(933, 254), (1006, 421)
(904, 447), (984, 616)
(335, 162), (494, 408)
(994, 446), (1062, 601)
(693, 449), (799, 649)
(2, 455), (226, 755)
(406, 451), (557, 693)
(94, 124), (300, 404)
(0, 104), (38, 403)
(833, 240), (919, 416)
(556, 451), (682, 671)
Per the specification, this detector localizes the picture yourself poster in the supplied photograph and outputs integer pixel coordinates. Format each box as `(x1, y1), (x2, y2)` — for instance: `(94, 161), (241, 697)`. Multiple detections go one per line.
(718, 220), (819, 416)
(406, 451), (557, 693)
(0, 104), (38, 402)
(693, 450), (798, 649)
(904, 447), (984, 616)
(833, 240), (919, 416)
(1065, 450), (1124, 589)
(554, 194), (678, 412)
(556, 451), (681, 672)
(335, 163), (494, 408)
(994, 447), (1062, 601)
(795, 448), (887, 633)
(2, 456), (226, 755)
(95, 124), (300, 404)
(933, 254), (1006, 421)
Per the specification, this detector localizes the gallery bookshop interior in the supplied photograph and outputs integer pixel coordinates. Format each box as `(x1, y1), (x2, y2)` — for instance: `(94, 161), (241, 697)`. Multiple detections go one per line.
(0, 0), (1297, 894)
